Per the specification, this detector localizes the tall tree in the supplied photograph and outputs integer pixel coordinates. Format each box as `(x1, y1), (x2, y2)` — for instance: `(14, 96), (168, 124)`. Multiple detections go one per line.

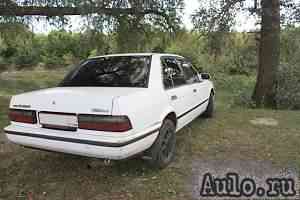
(192, 0), (237, 62)
(192, 0), (299, 108)
(252, 0), (280, 107)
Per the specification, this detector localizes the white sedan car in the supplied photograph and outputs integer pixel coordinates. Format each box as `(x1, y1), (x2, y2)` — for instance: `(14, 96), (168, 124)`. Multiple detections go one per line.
(4, 53), (214, 168)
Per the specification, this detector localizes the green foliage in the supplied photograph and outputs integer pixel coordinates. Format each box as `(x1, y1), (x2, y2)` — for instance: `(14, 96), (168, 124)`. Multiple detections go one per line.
(274, 27), (300, 110)
(0, 23), (39, 69)
(0, 36), (7, 52)
(192, 0), (238, 32)
(226, 33), (257, 75)
(114, 16), (149, 53)
(213, 72), (256, 108)
(0, 25), (115, 69)
(275, 63), (300, 110)
(165, 31), (208, 70)
(281, 26), (300, 65)
(41, 31), (77, 67)
(0, 22), (299, 111)
(0, 36), (8, 72)
(41, 54), (65, 68)
(88, 49), (98, 58)
(228, 63), (300, 110)
(45, 31), (76, 57)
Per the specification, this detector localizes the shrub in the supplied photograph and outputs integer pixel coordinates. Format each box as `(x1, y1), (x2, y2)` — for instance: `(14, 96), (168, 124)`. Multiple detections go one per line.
(88, 49), (98, 58)
(231, 88), (257, 108)
(42, 54), (65, 69)
(275, 63), (300, 110)
(12, 48), (39, 70)
(224, 33), (257, 76)
(215, 73), (256, 108)
(63, 53), (79, 65)
(0, 57), (9, 73)
(229, 64), (300, 110)
(165, 31), (205, 68)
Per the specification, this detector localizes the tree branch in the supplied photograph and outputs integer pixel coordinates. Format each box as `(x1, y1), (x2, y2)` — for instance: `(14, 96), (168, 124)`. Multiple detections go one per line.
(0, 5), (166, 17)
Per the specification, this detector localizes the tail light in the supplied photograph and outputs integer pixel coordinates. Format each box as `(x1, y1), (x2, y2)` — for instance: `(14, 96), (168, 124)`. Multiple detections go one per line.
(9, 109), (37, 124)
(78, 115), (132, 132)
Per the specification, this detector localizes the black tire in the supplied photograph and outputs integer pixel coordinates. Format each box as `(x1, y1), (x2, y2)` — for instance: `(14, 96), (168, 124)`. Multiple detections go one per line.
(202, 92), (214, 118)
(146, 119), (176, 169)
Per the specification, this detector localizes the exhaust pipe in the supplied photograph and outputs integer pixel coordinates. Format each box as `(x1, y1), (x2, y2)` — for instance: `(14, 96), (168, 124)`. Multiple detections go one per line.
(87, 159), (113, 169)
(103, 159), (111, 166)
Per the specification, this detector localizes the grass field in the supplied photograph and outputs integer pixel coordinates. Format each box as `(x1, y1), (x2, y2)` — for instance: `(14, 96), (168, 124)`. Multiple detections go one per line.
(0, 70), (299, 200)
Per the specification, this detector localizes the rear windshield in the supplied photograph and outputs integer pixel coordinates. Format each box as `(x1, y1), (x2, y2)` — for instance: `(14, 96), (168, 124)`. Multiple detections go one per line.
(60, 56), (151, 88)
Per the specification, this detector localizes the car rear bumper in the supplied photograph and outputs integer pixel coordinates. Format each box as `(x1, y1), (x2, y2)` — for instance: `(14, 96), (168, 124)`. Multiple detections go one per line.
(4, 124), (160, 160)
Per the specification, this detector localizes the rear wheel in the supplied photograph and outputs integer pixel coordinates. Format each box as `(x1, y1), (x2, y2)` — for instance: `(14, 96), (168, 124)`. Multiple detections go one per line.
(202, 92), (214, 118)
(146, 119), (176, 169)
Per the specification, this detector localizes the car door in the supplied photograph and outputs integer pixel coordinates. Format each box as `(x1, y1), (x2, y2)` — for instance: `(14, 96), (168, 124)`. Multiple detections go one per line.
(178, 60), (204, 119)
(161, 57), (192, 130)
(180, 60), (211, 116)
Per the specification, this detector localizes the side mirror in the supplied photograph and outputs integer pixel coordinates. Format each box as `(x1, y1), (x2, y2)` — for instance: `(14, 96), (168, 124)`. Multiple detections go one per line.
(182, 63), (189, 68)
(201, 73), (211, 80)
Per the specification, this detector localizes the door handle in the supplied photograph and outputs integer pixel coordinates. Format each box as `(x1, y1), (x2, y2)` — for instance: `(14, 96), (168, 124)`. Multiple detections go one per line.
(193, 89), (197, 93)
(171, 95), (178, 101)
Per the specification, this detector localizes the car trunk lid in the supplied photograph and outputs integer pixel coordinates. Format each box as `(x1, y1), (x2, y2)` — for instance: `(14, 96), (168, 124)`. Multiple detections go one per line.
(10, 87), (145, 115)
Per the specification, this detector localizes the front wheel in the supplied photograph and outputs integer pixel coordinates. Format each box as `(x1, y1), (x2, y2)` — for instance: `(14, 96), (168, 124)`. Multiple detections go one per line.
(146, 119), (176, 169)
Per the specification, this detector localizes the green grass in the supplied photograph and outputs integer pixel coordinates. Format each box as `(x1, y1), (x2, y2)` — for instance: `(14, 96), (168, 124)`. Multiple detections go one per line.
(0, 70), (66, 97)
(0, 70), (299, 200)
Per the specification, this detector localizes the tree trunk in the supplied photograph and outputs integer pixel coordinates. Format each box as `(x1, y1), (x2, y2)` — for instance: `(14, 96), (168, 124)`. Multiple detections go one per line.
(252, 0), (280, 108)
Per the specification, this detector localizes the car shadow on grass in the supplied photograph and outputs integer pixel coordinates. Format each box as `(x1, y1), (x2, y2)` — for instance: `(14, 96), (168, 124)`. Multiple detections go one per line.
(1, 148), (153, 199)
(1, 136), (195, 200)
(0, 116), (212, 200)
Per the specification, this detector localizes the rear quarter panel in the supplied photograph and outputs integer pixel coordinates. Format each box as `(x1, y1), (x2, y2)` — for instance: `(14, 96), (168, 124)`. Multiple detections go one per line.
(113, 89), (168, 134)
(111, 54), (173, 135)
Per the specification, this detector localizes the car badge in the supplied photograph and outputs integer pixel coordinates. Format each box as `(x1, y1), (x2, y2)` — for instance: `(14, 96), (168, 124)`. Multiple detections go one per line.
(92, 108), (109, 113)
(13, 104), (31, 108)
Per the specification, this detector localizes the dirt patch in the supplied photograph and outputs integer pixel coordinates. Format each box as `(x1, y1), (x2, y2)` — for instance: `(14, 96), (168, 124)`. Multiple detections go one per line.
(250, 118), (279, 126)
(188, 159), (299, 200)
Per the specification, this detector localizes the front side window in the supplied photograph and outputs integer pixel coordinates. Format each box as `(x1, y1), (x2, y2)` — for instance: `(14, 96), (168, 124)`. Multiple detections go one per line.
(60, 56), (151, 88)
(180, 61), (201, 84)
(162, 57), (186, 89)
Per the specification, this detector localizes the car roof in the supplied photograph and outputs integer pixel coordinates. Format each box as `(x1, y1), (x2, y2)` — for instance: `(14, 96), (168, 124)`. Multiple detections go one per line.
(89, 53), (184, 59)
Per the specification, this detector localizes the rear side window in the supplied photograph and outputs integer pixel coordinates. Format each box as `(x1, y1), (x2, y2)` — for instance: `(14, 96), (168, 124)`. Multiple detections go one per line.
(60, 56), (151, 88)
(162, 57), (186, 89)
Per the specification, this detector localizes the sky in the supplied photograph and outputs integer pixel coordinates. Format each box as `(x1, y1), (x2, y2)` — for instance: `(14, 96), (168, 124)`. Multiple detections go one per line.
(183, 0), (199, 30)
(33, 0), (257, 33)
(183, 0), (257, 31)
